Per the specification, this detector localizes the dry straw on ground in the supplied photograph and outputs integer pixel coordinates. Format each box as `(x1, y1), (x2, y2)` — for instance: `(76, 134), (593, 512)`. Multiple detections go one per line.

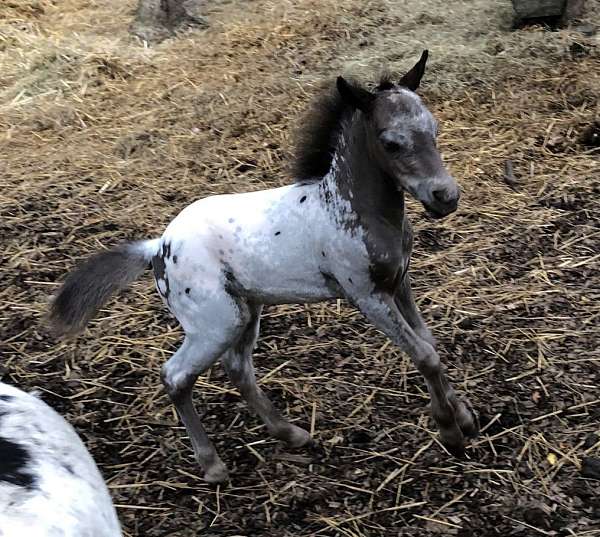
(1, 0), (599, 536)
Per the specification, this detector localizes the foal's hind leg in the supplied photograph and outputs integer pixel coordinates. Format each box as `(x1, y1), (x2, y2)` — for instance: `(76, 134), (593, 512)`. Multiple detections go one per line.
(162, 336), (231, 483)
(161, 298), (248, 484)
(395, 274), (478, 439)
(222, 304), (311, 448)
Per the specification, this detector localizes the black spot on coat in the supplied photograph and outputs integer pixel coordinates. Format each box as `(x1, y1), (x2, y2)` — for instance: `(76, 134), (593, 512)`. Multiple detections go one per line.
(275, 231), (281, 236)
(320, 271), (342, 294)
(152, 253), (170, 301)
(0, 436), (36, 489)
(300, 196), (307, 203)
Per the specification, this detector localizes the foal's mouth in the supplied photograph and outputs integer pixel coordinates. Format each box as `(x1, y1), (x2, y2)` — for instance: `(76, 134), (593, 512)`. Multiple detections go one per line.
(422, 203), (458, 220)
(426, 209), (448, 220)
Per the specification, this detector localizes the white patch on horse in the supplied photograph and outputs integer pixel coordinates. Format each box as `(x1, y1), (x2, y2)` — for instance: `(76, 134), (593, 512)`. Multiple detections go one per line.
(157, 278), (168, 296)
(0, 383), (122, 537)
(163, 186), (332, 310)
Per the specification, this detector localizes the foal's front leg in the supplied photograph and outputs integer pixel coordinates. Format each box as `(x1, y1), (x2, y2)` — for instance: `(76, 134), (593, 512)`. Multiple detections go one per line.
(395, 274), (477, 438)
(394, 273), (436, 348)
(353, 291), (476, 454)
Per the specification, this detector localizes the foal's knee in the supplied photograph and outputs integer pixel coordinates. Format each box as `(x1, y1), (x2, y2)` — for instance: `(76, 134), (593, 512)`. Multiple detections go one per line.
(161, 362), (193, 402)
(414, 344), (442, 378)
(415, 326), (437, 349)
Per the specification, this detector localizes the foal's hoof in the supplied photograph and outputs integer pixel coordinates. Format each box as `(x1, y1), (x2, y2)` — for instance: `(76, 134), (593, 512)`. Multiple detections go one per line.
(275, 424), (312, 448)
(439, 426), (468, 459)
(288, 426), (312, 448)
(203, 462), (229, 484)
(443, 440), (466, 459)
(457, 402), (479, 439)
(460, 415), (479, 439)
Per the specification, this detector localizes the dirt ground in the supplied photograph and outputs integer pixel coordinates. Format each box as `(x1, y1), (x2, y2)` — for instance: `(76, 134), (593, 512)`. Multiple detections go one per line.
(1, 0), (600, 535)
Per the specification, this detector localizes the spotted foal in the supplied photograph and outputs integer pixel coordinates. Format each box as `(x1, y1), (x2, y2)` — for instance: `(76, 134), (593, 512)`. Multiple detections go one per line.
(50, 51), (477, 483)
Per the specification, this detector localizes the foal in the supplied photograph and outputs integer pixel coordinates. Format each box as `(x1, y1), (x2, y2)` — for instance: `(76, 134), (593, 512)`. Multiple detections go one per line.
(50, 51), (477, 483)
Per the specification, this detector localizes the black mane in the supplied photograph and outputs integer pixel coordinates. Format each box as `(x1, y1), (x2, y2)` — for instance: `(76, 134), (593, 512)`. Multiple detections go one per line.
(292, 78), (364, 183)
(376, 70), (395, 92)
(292, 75), (395, 183)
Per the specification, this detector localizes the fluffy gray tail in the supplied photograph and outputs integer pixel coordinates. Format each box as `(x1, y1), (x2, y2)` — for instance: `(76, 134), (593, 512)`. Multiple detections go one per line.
(49, 239), (159, 336)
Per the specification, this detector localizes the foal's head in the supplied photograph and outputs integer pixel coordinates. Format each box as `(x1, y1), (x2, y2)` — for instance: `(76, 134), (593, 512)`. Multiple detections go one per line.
(337, 51), (459, 218)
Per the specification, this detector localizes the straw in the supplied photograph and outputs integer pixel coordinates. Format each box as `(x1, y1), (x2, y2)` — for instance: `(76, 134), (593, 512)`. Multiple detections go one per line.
(1, 0), (599, 535)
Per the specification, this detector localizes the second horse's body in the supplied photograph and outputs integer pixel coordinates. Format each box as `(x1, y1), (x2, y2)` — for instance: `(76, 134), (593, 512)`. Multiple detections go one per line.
(51, 51), (478, 483)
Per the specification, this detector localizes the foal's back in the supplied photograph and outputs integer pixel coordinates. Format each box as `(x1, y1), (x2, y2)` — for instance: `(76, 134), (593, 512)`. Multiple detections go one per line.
(0, 383), (122, 537)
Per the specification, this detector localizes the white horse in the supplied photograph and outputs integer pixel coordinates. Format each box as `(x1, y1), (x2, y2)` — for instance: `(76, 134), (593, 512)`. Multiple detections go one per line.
(0, 382), (122, 536)
(50, 51), (477, 483)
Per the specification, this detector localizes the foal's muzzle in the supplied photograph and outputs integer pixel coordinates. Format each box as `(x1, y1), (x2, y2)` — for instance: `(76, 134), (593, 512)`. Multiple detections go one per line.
(423, 188), (460, 219)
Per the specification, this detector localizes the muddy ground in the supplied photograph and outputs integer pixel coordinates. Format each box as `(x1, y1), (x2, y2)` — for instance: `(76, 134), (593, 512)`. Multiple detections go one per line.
(1, 0), (600, 535)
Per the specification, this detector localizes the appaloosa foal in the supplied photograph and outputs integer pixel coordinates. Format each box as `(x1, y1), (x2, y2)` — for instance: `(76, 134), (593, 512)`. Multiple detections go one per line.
(50, 51), (477, 483)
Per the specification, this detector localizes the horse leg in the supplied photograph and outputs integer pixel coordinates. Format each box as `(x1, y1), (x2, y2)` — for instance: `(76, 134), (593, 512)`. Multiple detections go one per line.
(161, 298), (249, 484)
(222, 304), (311, 447)
(395, 275), (477, 438)
(352, 292), (476, 454)
(394, 273), (436, 348)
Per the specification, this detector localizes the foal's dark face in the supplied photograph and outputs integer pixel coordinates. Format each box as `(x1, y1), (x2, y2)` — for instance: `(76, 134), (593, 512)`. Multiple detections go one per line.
(369, 89), (459, 218)
(336, 50), (460, 218)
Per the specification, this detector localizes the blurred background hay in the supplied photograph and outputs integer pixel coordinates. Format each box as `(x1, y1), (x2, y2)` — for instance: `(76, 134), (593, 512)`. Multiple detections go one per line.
(1, 0), (599, 535)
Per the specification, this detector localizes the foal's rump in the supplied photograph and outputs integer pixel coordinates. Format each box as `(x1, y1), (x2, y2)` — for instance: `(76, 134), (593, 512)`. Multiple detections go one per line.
(49, 239), (159, 336)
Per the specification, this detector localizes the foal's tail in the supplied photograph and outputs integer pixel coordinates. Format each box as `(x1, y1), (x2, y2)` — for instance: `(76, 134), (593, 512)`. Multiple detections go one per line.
(48, 239), (160, 336)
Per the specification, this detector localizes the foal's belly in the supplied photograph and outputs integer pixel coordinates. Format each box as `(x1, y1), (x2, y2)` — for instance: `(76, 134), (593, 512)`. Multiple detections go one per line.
(230, 251), (342, 305)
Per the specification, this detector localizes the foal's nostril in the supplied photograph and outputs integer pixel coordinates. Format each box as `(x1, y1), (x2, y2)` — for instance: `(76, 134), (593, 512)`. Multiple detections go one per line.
(432, 189), (448, 204)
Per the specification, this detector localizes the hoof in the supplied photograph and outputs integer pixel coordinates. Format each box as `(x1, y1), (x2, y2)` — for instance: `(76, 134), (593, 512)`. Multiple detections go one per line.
(203, 461), (229, 484)
(443, 440), (466, 459)
(457, 402), (479, 439)
(460, 416), (479, 439)
(288, 426), (313, 448)
(275, 424), (312, 448)
(439, 427), (466, 459)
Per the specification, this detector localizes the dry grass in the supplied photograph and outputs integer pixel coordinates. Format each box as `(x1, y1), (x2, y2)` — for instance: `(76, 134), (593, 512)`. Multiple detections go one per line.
(1, 0), (600, 535)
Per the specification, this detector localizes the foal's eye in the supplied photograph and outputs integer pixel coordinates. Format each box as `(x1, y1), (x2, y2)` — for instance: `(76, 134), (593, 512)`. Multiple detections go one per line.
(382, 140), (402, 153)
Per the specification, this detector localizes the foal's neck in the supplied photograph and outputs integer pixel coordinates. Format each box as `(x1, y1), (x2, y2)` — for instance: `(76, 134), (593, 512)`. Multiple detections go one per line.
(328, 112), (405, 224)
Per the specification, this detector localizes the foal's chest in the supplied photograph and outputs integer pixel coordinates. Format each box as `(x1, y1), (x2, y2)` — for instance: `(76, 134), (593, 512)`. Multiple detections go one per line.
(364, 217), (413, 294)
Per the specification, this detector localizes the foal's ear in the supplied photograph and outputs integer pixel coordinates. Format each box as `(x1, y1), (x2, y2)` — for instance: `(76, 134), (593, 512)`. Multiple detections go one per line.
(398, 50), (429, 92)
(336, 76), (375, 112)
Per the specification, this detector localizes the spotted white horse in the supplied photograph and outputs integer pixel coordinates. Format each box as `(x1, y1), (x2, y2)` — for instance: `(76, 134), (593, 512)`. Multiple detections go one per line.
(50, 51), (478, 483)
(0, 382), (122, 536)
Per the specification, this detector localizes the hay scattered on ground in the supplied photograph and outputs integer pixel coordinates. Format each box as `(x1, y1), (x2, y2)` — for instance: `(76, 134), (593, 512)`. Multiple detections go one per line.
(1, 0), (599, 535)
